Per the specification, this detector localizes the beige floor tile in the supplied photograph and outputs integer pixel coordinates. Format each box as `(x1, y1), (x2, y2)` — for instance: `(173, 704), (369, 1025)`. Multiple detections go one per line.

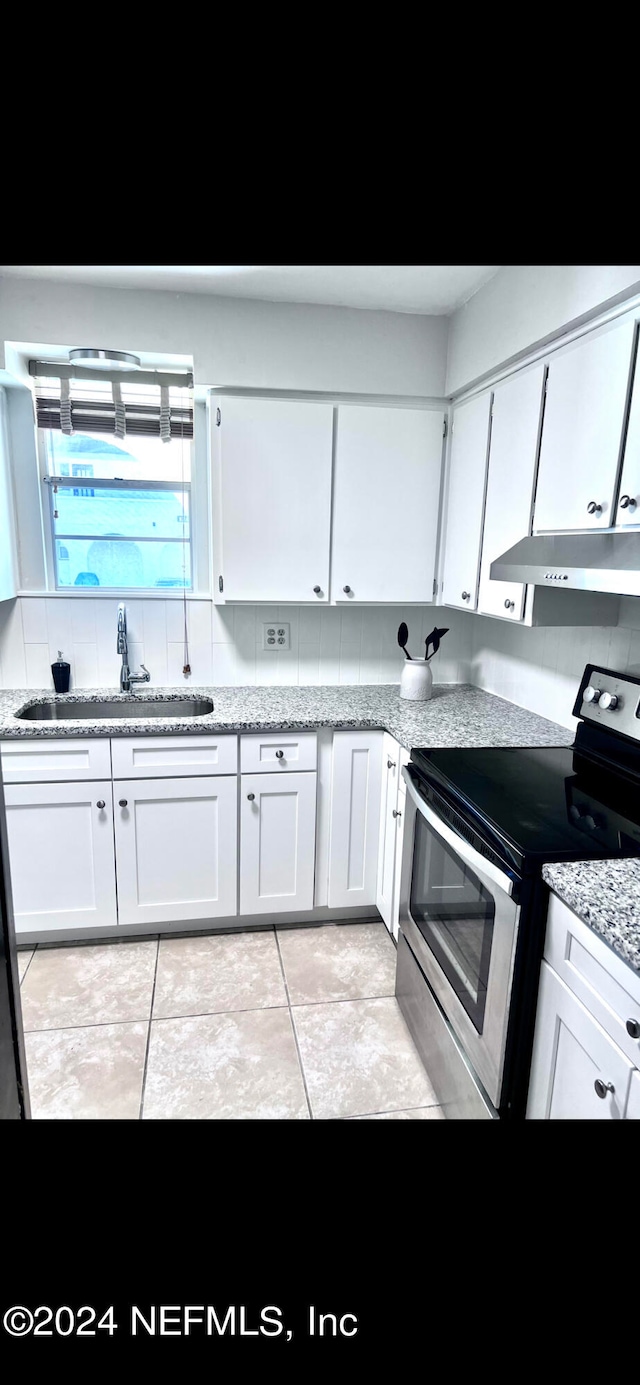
(292, 997), (437, 1120)
(351, 1106), (445, 1120)
(153, 931), (286, 1019)
(26, 1022), (148, 1120)
(277, 922), (396, 1004)
(143, 1008), (309, 1120)
(17, 949), (35, 982)
(21, 940), (157, 1031)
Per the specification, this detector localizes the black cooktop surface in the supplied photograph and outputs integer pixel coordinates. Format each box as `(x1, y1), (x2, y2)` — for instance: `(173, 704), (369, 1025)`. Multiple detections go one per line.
(410, 743), (640, 869)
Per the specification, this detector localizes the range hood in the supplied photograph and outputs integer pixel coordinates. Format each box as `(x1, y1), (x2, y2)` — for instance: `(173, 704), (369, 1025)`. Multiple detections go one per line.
(490, 531), (640, 597)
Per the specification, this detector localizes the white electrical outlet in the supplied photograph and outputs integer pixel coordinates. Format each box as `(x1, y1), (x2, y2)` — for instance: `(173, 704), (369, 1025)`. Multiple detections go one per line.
(261, 621), (291, 651)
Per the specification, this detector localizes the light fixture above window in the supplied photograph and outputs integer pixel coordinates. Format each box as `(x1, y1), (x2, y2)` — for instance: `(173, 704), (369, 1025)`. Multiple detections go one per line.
(68, 348), (141, 370)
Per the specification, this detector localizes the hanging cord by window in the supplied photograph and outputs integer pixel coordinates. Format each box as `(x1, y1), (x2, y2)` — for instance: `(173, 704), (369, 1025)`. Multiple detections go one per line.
(60, 377), (74, 436)
(160, 385), (171, 444)
(181, 388), (190, 676)
(112, 380), (126, 439)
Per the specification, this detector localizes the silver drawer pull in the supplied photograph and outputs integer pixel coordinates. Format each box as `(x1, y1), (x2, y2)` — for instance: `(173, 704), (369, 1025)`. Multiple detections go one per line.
(626, 1018), (640, 1038)
(247, 793), (255, 801)
(96, 800), (106, 810)
(275, 750), (284, 759)
(119, 799), (128, 808)
(594, 1078), (615, 1099)
(387, 758), (396, 769)
(392, 809), (402, 819)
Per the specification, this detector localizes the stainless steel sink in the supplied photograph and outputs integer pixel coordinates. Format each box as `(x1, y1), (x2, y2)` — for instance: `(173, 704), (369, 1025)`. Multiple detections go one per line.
(16, 698), (215, 721)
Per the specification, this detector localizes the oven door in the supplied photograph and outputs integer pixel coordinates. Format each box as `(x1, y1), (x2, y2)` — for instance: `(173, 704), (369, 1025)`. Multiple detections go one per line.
(399, 767), (520, 1109)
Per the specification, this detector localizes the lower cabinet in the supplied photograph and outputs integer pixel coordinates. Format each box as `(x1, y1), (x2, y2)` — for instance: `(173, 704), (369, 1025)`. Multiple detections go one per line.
(376, 734), (400, 930)
(328, 730), (383, 909)
(240, 771), (317, 915)
(114, 776), (238, 927)
(4, 780), (117, 935)
(527, 961), (634, 1119)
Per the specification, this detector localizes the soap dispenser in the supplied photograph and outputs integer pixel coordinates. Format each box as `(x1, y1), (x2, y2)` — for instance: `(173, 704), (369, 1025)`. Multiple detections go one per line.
(51, 650), (71, 693)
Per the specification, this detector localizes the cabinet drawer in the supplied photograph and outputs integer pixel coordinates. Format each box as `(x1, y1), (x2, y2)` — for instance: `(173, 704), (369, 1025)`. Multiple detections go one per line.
(111, 734), (237, 779)
(0, 736), (111, 783)
(544, 892), (640, 1069)
(240, 731), (317, 774)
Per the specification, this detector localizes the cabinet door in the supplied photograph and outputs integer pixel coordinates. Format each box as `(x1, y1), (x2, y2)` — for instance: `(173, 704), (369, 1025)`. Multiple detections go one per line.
(533, 319), (636, 532)
(527, 962), (634, 1119)
(4, 781), (117, 935)
(441, 393), (492, 612)
(624, 1069), (640, 1120)
(216, 397), (334, 602)
(114, 776), (237, 927)
(616, 346), (640, 526)
(328, 730), (383, 909)
(478, 365), (545, 621)
(0, 388), (17, 602)
(376, 733), (400, 931)
(240, 771), (317, 915)
(331, 406), (444, 603)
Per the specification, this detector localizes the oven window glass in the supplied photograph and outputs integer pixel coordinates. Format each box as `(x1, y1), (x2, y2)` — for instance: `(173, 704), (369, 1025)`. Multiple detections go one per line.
(410, 814), (495, 1033)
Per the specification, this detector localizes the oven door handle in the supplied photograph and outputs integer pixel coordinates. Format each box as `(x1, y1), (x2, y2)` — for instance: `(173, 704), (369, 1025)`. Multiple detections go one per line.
(402, 767), (516, 899)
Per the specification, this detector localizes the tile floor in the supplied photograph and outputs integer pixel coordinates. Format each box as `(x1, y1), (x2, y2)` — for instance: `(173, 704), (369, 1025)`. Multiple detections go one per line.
(17, 922), (443, 1121)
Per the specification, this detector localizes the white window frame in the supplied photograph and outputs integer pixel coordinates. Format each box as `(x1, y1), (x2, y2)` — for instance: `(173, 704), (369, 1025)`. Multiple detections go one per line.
(35, 418), (210, 598)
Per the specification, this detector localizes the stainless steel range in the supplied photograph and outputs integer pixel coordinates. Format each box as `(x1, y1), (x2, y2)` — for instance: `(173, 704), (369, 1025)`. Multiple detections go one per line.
(395, 663), (640, 1120)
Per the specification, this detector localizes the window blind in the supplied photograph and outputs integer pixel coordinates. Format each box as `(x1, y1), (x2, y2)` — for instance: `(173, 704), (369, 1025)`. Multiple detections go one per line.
(32, 365), (193, 441)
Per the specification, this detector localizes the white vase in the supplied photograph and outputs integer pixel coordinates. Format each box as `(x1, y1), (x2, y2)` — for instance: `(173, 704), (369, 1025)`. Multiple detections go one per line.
(399, 658), (433, 701)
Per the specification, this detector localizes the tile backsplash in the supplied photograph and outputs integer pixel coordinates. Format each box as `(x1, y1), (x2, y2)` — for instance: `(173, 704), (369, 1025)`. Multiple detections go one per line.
(0, 598), (472, 693)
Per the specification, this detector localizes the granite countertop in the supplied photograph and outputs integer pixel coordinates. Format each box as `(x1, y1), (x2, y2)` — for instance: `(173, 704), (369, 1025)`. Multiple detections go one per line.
(543, 860), (640, 976)
(0, 683), (574, 752)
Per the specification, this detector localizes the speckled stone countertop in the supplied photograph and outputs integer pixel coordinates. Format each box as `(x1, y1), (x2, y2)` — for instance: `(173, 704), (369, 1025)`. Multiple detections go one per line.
(0, 683), (574, 752)
(543, 860), (640, 976)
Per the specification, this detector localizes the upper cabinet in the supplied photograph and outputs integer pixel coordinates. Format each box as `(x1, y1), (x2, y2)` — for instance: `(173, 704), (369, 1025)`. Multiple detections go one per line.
(533, 319), (637, 533)
(440, 392), (492, 612)
(213, 397), (334, 603)
(477, 365), (546, 621)
(617, 344), (640, 526)
(331, 405), (444, 603)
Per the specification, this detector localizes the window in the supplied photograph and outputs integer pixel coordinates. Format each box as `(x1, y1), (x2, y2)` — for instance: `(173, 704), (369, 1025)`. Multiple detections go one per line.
(36, 372), (194, 591)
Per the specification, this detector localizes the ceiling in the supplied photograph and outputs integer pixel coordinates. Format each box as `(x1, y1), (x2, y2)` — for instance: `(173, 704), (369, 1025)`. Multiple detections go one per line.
(0, 265), (500, 315)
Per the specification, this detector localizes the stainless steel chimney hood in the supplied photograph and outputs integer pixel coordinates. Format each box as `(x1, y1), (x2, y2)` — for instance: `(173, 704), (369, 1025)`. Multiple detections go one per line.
(490, 531), (640, 597)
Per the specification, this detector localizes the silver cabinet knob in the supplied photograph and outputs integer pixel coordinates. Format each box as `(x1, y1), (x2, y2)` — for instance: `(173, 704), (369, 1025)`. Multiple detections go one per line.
(504, 599), (515, 611)
(387, 759), (396, 769)
(392, 809), (402, 818)
(247, 792), (255, 801)
(461, 591), (470, 601)
(96, 800), (106, 810)
(599, 692), (618, 710)
(275, 750), (284, 759)
(343, 585), (352, 595)
(587, 501), (602, 515)
(594, 1078), (615, 1099)
(626, 1018), (640, 1038)
(119, 799), (128, 808)
(619, 495), (637, 510)
(313, 586), (322, 594)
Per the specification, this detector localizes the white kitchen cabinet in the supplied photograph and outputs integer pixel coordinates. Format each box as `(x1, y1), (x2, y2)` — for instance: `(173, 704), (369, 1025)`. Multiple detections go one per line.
(440, 392), (492, 612)
(533, 318), (636, 533)
(4, 781), (117, 935)
(111, 734), (237, 780)
(212, 396), (334, 603)
(113, 776), (238, 927)
(0, 388), (17, 603)
(328, 730), (383, 909)
(331, 405), (444, 603)
(616, 345), (640, 526)
(240, 770), (317, 915)
(527, 962), (634, 1119)
(477, 365), (546, 622)
(625, 1069), (640, 1120)
(376, 733), (400, 931)
(1, 736), (112, 784)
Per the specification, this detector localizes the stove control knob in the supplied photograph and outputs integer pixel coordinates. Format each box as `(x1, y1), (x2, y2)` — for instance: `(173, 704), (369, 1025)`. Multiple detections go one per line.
(583, 815), (597, 832)
(569, 805), (582, 822)
(583, 685), (601, 704)
(599, 692), (618, 710)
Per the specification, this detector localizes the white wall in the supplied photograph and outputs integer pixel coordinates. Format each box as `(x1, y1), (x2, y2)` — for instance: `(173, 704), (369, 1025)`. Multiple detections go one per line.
(0, 276), (448, 397)
(0, 599), (472, 692)
(446, 266), (640, 395)
(470, 606), (640, 730)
